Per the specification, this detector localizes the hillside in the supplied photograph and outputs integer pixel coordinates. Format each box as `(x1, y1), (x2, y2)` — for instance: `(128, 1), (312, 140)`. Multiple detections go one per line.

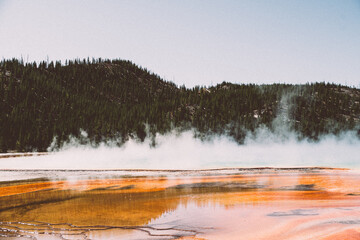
(0, 58), (359, 152)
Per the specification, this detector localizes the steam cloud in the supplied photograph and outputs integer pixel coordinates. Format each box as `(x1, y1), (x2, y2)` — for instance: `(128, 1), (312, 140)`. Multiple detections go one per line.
(0, 128), (359, 170)
(1, 92), (359, 170)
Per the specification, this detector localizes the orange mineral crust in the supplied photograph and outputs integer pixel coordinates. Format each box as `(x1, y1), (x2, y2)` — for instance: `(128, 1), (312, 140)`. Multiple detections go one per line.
(0, 168), (360, 239)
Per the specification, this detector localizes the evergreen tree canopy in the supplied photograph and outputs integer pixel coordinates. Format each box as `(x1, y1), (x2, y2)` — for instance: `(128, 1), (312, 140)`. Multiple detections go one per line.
(0, 58), (359, 152)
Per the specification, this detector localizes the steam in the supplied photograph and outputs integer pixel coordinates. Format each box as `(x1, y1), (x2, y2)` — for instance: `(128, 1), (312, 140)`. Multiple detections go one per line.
(0, 128), (359, 170)
(1, 90), (359, 170)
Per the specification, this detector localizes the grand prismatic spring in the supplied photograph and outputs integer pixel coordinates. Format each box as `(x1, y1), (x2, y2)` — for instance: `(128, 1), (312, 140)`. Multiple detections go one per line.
(1, 151), (360, 240)
(1, 0), (360, 238)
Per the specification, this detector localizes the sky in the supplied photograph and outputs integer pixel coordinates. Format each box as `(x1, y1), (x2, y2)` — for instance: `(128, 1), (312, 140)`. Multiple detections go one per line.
(0, 0), (359, 87)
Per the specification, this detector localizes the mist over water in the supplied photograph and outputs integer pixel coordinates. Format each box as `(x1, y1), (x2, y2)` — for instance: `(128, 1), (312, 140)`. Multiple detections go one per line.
(0, 128), (359, 170)
(1, 89), (359, 170)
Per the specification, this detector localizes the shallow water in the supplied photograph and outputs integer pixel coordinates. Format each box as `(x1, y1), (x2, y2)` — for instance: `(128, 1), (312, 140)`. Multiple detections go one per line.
(1, 168), (360, 239)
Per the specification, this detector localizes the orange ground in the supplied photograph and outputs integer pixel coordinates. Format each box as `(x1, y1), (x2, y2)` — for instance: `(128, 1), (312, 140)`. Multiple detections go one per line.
(0, 168), (360, 239)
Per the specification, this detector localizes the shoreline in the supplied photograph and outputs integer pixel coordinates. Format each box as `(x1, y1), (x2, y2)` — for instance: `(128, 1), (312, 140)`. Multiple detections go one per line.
(0, 167), (352, 183)
(0, 152), (47, 158)
(0, 166), (349, 172)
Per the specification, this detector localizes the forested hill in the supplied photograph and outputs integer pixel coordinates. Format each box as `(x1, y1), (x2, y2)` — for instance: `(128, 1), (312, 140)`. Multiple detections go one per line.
(0, 58), (359, 152)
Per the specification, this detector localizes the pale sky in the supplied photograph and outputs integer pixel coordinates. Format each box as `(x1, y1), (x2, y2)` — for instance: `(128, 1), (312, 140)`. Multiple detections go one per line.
(0, 0), (359, 87)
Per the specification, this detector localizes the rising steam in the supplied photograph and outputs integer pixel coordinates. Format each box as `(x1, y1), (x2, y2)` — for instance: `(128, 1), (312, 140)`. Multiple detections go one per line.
(0, 128), (359, 170)
(1, 91), (359, 170)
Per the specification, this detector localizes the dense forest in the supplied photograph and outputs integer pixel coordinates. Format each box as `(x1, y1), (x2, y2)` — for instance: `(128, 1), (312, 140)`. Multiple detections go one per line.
(0, 58), (359, 152)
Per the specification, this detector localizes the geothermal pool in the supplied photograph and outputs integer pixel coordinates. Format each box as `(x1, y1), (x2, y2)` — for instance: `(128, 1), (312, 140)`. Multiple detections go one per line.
(1, 167), (360, 240)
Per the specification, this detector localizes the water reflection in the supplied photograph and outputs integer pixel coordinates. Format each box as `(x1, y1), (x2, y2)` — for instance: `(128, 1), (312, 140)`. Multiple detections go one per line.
(1, 168), (360, 239)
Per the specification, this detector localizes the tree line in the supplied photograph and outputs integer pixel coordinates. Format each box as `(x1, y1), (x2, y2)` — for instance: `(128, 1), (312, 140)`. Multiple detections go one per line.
(0, 58), (359, 152)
